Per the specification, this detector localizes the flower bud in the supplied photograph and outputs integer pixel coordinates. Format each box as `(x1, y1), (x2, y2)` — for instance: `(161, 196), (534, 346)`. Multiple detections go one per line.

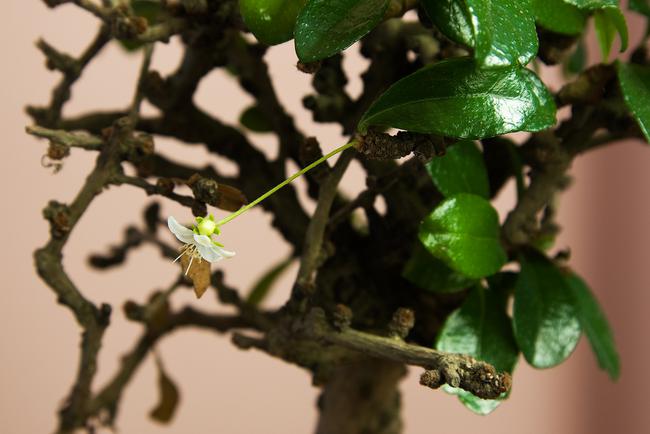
(197, 217), (217, 236)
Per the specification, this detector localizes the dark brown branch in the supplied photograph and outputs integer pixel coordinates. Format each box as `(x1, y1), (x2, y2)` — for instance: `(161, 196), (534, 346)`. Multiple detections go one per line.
(112, 173), (196, 209)
(68, 0), (187, 43)
(328, 158), (420, 229)
(225, 35), (305, 162)
(88, 306), (259, 423)
(137, 110), (312, 248)
(28, 26), (111, 127)
(305, 309), (510, 400)
(356, 130), (443, 161)
(296, 148), (355, 288)
(33, 45), (160, 432)
(35, 119), (132, 433)
(502, 104), (626, 246)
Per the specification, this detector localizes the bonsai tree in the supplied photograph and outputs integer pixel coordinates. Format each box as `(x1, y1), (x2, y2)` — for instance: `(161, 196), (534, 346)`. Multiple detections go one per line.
(28, 0), (648, 432)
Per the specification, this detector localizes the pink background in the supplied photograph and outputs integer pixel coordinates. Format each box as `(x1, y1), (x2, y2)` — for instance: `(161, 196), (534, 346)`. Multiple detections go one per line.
(1, 1), (649, 433)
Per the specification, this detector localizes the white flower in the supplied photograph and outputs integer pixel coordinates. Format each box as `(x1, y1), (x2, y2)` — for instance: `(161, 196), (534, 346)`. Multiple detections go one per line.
(167, 215), (235, 274)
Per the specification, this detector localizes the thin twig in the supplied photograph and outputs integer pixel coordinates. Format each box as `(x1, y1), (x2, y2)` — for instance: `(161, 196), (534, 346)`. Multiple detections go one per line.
(111, 174), (196, 209)
(26, 126), (103, 150)
(296, 147), (356, 287)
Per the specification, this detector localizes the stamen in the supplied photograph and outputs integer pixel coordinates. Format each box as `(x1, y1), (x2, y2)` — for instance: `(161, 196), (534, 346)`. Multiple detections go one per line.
(173, 244), (190, 263)
(185, 254), (194, 276)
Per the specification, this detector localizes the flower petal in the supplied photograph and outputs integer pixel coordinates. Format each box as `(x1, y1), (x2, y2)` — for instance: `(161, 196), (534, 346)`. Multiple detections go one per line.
(193, 234), (228, 262)
(168, 216), (195, 244)
(213, 245), (236, 259)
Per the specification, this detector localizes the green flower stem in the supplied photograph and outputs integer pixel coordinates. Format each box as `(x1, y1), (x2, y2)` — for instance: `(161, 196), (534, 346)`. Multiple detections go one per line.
(216, 140), (356, 226)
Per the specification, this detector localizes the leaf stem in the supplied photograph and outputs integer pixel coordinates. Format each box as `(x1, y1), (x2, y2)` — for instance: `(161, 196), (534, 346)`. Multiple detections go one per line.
(216, 141), (356, 226)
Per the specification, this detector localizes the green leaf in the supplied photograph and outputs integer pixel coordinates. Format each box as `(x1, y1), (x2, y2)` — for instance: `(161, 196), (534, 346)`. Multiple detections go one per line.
(239, 105), (273, 133)
(469, 0), (539, 67)
(358, 57), (556, 139)
(422, 0), (474, 47)
(513, 252), (581, 368)
(426, 140), (490, 198)
(533, 0), (587, 35)
(443, 388), (502, 414)
(419, 193), (507, 278)
(563, 0), (618, 9)
(436, 286), (518, 414)
(562, 0), (628, 57)
(294, 0), (390, 62)
(564, 38), (587, 76)
(131, 0), (162, 20)
(246, 257), (293, 306)
(630, 0), (650, 17)
(437, 286), (518, 372)
(594, 8), (628, 59)
(594, 10), (616, 59)
(402, 243), (476, 293)
(149, 356), (180, 423)
(423, 0), (538, 67)
(566, 274), (620, 380)
(239, 0), (308, 45)
(616, 62), (650, 142)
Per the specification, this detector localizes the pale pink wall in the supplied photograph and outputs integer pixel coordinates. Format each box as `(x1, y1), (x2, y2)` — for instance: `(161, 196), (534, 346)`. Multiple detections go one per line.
(1, 1), (648, 433)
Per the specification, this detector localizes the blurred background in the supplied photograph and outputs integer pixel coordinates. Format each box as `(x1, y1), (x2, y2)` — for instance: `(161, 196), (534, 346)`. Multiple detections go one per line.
(1, 1), (649, 433)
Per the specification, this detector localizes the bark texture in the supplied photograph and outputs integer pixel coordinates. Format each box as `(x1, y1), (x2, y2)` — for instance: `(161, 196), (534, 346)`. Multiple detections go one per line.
(317, 360), (406, 434)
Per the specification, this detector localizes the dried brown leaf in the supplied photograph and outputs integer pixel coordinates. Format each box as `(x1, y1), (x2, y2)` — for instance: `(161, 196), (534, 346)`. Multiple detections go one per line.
(180, 254), (211, 298)
(149, 356), (180, 424)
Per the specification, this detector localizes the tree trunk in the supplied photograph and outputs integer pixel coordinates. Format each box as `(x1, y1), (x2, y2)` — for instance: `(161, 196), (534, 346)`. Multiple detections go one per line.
(316, 359), (406, 434)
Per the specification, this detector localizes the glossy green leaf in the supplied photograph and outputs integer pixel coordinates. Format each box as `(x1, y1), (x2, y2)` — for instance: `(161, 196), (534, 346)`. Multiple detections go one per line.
(616, 62), (650, 142)
(149, 357), (180, 423)
(437, 287), (518, 371)
(359, 58), (556, 139)
(630, 0), (650, 17)
(294, 0), (390, 62)
(239, 0), (308, 46)
(566, 274), (620, 380)
(563, 0), (618, 9)
(563, 0), (628, 56)
(533, 0), (587, 35)
(402, 243), (476, 293)
(422, 0), (474, 47)
(426, 140), (490, 198)
(594, 8), (628, 59)
(469, 0), (538, 67)
(436, 286), (518, 414)
(419, 193), (507, 278)
(449, 389), (503, 414)
(513, 252), (581, 368)
(423, 0), (538, 67)
(246, 257), (293, 306)
(239, 105), (273, 133)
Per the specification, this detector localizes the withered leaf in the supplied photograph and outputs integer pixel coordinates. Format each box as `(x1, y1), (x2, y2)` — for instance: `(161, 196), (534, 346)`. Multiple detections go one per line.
(186, 174), (247, 212)
(149, 356), (180, 424)
(216, 183), (248, 212)
(180, 254), (211, 298)
(146, 291), (171, 332)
